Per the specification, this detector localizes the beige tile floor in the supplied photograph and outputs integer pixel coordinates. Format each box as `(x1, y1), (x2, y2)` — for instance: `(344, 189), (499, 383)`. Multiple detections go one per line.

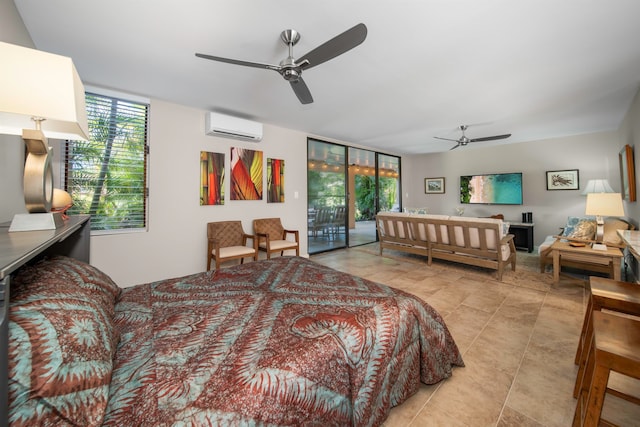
(310, 244), (640, 427)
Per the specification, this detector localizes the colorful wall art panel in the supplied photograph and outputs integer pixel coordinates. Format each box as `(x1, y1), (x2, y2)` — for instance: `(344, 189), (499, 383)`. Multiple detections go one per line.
(200, 151), (225, 205)
(267, 158), (285, 203)
(230, 147), (263, 200)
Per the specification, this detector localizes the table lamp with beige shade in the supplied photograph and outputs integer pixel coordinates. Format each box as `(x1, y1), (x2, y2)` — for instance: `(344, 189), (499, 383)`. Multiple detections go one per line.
(0, 42), (88, 231)
(581, 179), (614, 195)
(585, 192), (625, 250)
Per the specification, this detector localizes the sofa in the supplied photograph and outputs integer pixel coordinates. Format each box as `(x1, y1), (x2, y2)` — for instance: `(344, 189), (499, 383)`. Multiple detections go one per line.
(375, 212), (517, 280)
(538, 216), (634, 273)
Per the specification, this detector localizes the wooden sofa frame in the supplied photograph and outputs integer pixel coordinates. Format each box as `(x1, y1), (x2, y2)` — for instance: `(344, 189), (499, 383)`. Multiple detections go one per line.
(376, 213), (517, 281)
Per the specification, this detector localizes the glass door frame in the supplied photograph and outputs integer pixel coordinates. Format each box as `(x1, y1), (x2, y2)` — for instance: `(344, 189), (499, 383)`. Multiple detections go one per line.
(307, 138), (349, 254)
(307, 137), (402, 254)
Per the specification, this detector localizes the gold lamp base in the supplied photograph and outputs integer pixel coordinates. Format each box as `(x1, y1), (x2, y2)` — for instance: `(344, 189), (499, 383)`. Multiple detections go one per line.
(22, 128), (54, 213)
(8, 126), (63, 232)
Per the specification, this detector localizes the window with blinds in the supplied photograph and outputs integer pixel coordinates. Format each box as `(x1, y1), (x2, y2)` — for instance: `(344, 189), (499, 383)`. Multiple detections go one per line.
(65, 91), (149, 232)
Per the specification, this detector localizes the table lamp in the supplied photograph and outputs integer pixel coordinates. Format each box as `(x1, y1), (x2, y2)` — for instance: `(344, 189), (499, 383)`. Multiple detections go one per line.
(585, 192), (625, 250)
(581, 179), (614, 195)
(0, 42), (88, 231)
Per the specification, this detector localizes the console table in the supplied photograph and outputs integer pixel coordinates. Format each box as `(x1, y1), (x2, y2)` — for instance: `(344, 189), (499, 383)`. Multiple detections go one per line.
(0, 215), (90, 427)
(508, 222), (534, 253)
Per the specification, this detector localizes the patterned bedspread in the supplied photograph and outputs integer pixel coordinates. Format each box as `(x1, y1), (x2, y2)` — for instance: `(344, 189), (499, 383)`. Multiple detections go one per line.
(103, 256), (463, 426)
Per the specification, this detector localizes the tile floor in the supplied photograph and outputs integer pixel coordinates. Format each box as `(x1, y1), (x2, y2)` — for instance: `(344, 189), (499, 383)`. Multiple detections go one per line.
(310, 244), (640, 427)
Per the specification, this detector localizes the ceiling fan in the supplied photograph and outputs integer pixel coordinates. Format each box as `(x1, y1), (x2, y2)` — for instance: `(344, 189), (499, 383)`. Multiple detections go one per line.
(195, 23), (367, 105)
(435, 125), (512, 150)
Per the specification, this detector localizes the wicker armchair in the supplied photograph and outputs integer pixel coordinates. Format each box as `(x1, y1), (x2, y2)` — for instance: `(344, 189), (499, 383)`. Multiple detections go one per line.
(207, 221), (257, 270)
(253, 218), (300, 259)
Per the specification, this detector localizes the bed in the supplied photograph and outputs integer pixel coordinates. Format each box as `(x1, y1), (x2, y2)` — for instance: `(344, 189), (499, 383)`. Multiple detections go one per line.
(8, 255), (463, 426)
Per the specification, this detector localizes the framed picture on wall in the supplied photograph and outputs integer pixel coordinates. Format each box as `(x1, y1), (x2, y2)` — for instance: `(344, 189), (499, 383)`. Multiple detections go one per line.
(200, 151), (225, 205)
(619, 144), (636, 202)
(230, 147), (263, 200)
(267, 158), (285, 203)
(546, 169), (579, 190)
(425, 177), (445, 194)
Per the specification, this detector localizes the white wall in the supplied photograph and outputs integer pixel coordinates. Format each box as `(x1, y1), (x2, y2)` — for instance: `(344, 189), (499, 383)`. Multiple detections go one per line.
(90, 100), (310, 286)
(0, 0), (33, 221)
(402, 130), (626, 245)
(619, 86), (640, 222)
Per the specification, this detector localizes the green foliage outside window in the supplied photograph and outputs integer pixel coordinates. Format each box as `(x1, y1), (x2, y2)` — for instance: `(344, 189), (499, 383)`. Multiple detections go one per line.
(354, 175), (398, 220)
(66, 92), (148, 231)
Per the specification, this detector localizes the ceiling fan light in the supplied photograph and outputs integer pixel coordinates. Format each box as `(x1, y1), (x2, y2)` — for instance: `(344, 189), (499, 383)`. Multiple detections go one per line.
(282, 68), (300, 81)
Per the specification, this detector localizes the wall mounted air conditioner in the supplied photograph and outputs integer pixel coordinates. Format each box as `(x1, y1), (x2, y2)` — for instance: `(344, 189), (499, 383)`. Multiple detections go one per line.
(205, 112), (263, 142)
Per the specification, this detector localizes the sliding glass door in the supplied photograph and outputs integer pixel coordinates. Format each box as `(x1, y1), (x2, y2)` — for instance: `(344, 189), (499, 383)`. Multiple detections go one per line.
(308, 138), (401, 254)
(348, 147), (378, 246)
(377, 153), (401, 214)
(308, 139), (347, 254)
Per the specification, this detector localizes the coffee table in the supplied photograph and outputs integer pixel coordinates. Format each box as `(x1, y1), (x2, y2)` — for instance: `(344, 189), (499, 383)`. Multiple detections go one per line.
(550, 240), (623, 284)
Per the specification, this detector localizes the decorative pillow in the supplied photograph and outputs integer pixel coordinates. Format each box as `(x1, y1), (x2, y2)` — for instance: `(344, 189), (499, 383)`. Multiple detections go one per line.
(9, 256), (121, 427)
(603, 218), (631, 246)
(502, 222), (511, 237)
(562, 218), (596, 240)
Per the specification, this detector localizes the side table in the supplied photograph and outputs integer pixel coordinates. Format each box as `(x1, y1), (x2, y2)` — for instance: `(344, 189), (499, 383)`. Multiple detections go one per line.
(550, 240), (623, 284)
(508, 222), (534, 253)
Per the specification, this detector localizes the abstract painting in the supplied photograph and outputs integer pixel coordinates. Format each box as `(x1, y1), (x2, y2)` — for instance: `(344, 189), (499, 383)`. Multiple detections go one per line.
(230, 147), (263, 200)
(200, 151), (225, 205)
(267, 158), (285, 203)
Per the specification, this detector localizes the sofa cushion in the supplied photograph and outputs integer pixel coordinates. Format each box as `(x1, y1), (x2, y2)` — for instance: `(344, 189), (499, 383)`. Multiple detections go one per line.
(412, 214), (450, 242)
(448, 216), (504, 247)
(376, 214), (410, 239)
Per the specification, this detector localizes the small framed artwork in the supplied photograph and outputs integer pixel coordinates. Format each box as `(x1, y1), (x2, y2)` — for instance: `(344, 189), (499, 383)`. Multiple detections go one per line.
(546, 169), (579, 190)
(200, 151), (225, 205)
(425, 177), (445, 194)
(619, 144), (636, 202)
(267, 158), (285, 203)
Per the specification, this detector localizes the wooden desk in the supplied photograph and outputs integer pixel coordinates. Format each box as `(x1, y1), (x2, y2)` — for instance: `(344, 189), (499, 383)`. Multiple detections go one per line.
(550, 240), (623, 284)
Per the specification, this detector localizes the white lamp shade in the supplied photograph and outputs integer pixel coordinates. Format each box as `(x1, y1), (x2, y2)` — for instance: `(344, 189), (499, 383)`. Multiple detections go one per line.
(0, 42), (89, 141)
(581, 179), (614, 195)
(585, 193), (625, 217)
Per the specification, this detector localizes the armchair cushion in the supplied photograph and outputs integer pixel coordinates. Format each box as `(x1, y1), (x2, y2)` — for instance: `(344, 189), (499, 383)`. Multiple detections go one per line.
(216, 246), (257, 258)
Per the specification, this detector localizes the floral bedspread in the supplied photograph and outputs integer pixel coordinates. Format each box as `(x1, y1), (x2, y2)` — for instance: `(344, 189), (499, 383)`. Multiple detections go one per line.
(103, 256), (463, 426)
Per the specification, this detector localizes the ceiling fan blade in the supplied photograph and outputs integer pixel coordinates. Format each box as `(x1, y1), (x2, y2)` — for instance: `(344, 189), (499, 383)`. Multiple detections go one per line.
(450, 143), (461, 151)
(434, 136), (460, 142)
(298, 23), (367, 70)
(195, 53), (280, 71)
(469, 134), (512, 143)
(290, 77), (314, 104)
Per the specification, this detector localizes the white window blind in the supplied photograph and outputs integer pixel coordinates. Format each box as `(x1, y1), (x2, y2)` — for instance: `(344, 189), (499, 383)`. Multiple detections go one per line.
(65, 91), (149, 232)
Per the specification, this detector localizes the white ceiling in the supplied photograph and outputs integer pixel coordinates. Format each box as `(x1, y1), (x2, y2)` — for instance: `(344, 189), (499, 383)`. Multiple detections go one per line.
(14, 0), (640, 154)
